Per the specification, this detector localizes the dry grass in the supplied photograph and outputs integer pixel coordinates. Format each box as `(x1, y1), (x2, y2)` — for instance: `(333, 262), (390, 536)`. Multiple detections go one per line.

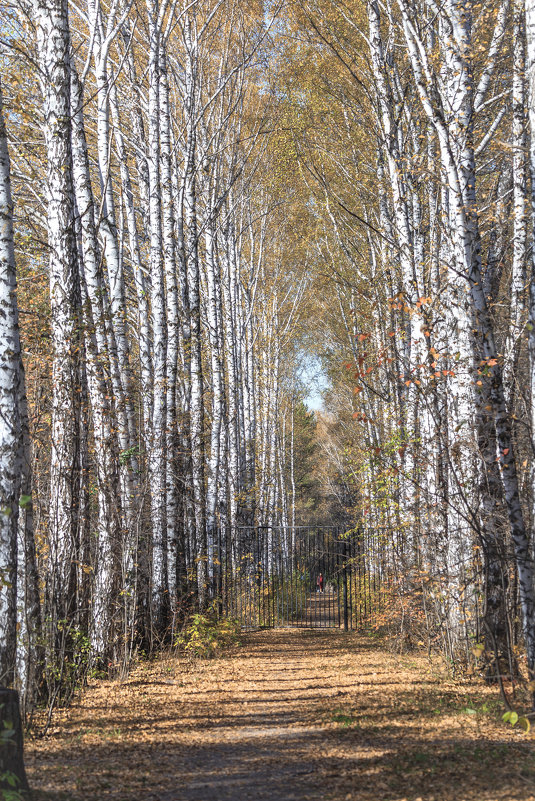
(26, 628), (535, 801)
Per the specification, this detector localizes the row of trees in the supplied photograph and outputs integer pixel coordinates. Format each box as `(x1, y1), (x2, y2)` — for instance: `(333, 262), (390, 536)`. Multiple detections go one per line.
(0, 0), (322, 710)
(6, 0), (535, 716)
(282, 0), (535, 677)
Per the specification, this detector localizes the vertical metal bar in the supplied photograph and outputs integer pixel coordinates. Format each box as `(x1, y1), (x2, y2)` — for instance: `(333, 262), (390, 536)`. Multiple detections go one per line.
(313, 528), (316, 628)
(302, 527), (306, 627)
(264, 527), (268, 627)
(307, 527), (310, 628)
(276, 529), (280, 627)
(270, 528), (274, 626)
(279, 529), (283, 626)
(304, 528), (307, 627)
(263, 527), (266, 627)
(307, 527), (311, 628)
(271, 528), (279, 626)
(261, 528), (265, 627)
(217, 526), (222, 619)
(351, 530), (355, 630)
(304, 528), (308, 628)
(282, 530), (285, 625)
(334, 530), (341, 628)
(316, 529), (319, 628)
(230, 527), (234, 623)
(258, 528), (261, 627)
(318, 529), (321, 628)
(319, 529), (330, 628)
(343, 534), (349, 631)
(322, 528), (324, 628)
(303, 527), (311, 627)
(234, 529), (237, 625)
(229, 529), (233, 623)
(275, 528), (279, 627)
(294, 528), (297, 627)
(348, 530), (352, 630)
(296, 527), (300, 626)
(324, 530), (328, 628)
(363, 527), (367, 625)
(319, 529), (322, 628)
(331, 530), (335, 627)
(265, 526), (269, 627)
(330, 530), (334, 627)
(299, 528), (303, 627)
(296, 528), (299, 627)
(339, 529), (343, 629)
(360, 528), (364, 627)
(368, 527), (372, 626)
(322, 529), (325, 628)
(327, 529), (330, 627)
(239, 536), (242, 628)
(325, 530), (328, 628)
(271, 529), (279, 627)
(227, 525), (230, 621)
(281, 530), (285, 626)
(372, 527), (376, 627)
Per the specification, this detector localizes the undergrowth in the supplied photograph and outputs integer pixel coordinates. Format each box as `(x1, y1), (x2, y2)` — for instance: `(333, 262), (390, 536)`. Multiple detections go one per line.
(175, 604), (241, 658)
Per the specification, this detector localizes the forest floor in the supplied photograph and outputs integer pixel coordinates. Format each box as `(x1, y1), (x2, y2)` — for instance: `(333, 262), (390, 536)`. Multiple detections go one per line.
(27, 628), (535, 801)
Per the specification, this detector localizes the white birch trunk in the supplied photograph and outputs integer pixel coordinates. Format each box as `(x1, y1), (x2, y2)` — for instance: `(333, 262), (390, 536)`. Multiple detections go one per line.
(159, 41), (180, 607)
(146, 0), (169, 628)
(71, 64), (123, 657)
(503, 0), (528, 403)
(0, 80), (21, 685)
(36, 0), (82, 627)
(183, 12), (207, 602)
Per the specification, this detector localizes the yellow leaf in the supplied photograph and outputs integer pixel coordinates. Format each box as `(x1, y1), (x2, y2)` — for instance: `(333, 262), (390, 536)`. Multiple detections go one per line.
(518, 716), (531, 733)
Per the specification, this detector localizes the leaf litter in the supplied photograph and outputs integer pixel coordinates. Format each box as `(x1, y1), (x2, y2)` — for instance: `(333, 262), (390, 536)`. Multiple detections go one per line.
(27, 628), (535, 801)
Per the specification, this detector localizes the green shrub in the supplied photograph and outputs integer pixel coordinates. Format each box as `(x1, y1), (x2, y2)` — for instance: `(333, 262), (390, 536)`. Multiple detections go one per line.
(175, 604), (241, 658)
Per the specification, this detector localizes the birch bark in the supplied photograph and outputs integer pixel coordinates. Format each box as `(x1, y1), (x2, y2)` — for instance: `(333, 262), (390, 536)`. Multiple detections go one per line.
(183, 11), (207, 603)
(0, 80), (21, 686)
(399, 0), (535, 673)
(160, 42), (180, 610)
(503, 0), (528, 402)
(146, 0), (169, 629)
(70, 63), (123, 657)
(36, 0), (82, 628)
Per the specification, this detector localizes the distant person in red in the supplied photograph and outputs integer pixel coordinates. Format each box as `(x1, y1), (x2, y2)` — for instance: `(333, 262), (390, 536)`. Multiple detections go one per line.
(317, 573), (324, 593)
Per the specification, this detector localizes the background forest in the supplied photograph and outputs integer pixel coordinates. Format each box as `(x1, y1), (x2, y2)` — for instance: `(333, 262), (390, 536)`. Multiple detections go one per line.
(2, 0), (535, 721)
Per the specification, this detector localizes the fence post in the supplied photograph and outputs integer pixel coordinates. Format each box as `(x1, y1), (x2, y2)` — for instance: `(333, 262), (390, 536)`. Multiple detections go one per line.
(217, 526), (223, 619)
(343, 536), (349, 631)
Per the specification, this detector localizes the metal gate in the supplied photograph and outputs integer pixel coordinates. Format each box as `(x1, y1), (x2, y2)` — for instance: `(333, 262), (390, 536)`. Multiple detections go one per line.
(218, 526), (372, 630)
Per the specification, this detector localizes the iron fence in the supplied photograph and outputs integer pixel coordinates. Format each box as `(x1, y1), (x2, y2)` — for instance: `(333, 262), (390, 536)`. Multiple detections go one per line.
(212, 525), (388, 630)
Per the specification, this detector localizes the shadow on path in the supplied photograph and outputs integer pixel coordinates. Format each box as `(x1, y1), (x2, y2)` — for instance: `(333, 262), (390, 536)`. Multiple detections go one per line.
(28, 629), (535, 801)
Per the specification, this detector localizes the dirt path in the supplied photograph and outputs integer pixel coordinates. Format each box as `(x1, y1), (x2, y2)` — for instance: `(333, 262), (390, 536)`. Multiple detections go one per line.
(28, 629), (535, 801)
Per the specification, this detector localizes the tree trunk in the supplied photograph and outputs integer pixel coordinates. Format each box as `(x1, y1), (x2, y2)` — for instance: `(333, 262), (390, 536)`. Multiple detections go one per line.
(0, 79), (21, 687)
(0, 688), (29, 797)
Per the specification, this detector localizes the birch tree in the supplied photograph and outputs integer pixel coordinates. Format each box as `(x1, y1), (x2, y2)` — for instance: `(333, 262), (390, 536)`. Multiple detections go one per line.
(35, 0), (83, 634)
(0, 79), (21, 686)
